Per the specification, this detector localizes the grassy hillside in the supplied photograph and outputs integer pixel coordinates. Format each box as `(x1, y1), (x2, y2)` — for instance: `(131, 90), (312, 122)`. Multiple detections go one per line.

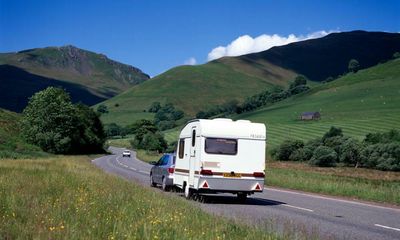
(0, 45), (149, 112)
(236, 58), (400, 148)
(0, 109), (46, 158)
(100, 31), (400, 126)
(100, 60), (296, 125)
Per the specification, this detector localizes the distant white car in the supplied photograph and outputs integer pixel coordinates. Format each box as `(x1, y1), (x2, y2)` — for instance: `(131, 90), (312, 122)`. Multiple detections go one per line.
(122, 150), (131, 157)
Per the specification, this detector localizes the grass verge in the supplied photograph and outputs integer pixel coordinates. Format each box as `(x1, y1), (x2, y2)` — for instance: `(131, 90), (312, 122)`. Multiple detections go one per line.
(266, 161), (400, 205)
(0, 155), (280, 239)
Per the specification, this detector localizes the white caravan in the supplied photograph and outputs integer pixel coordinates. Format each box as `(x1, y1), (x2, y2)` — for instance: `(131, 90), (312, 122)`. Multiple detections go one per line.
(173, 118), (266, 201)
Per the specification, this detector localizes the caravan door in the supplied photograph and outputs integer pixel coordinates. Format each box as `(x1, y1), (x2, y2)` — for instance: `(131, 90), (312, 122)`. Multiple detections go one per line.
(189, 127), (196, 186)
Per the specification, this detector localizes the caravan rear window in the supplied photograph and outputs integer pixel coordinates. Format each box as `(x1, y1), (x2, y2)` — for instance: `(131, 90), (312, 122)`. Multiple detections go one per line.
(205, 138), (237, 155)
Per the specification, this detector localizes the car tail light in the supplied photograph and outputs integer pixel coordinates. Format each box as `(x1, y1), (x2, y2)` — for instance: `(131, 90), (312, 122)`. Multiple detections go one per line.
(168, 167), (175, 174)
(200, 169), (213, 175)
(253, 172), (265, 178)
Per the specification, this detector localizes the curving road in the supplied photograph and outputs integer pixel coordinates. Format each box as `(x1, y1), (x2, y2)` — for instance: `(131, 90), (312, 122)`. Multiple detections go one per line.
(93, 147), (400, 240)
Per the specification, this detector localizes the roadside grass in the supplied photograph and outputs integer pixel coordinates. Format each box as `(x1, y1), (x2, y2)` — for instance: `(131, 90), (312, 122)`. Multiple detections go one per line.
(106, 137), (133, 149)
(0, 155), (279, 239)
(0, 108), (48, 159)
(266, 161), (400, 205)
(136, 149), (162, 163)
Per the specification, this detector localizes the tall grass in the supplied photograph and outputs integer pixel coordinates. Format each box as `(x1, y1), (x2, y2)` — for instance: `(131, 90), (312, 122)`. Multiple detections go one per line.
(0, 156), (278, 239)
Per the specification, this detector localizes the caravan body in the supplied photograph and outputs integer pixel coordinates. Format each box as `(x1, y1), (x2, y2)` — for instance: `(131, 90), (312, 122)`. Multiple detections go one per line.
(173, 118), (266, 198)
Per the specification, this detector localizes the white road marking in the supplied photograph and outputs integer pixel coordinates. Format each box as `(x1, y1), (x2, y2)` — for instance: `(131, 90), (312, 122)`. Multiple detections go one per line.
(268, 188), (400, 212)
(283, 204), (314, 212)
(129, 167), (137, 171)
(374, 224), (400, 232)
(139, 170), (149, 174)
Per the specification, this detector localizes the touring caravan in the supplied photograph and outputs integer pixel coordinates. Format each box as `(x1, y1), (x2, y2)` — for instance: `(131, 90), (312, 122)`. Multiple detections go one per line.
(173, 118), (266, 201)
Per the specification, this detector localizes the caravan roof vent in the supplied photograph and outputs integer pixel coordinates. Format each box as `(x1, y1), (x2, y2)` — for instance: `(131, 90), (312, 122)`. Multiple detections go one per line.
(213, 118), (233, 122)
(236, 120), (251, 123)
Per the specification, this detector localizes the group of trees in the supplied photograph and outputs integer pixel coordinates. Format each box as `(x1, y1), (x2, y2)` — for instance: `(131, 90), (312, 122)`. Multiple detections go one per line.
(128, 119), (168, 153)
(149, 102), (184, 130)
(271, 127), (400, 171)
(196, 75), (310, 119)
(21, 87), (106, 154)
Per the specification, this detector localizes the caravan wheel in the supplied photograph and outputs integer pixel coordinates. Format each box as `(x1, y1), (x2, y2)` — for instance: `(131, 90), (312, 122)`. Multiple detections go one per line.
(237, 193), (247, 203)
(184, 184), (193, 199)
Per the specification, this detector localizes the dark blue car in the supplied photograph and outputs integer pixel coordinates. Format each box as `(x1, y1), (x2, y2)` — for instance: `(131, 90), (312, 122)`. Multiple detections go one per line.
(150, 153), (175, 191)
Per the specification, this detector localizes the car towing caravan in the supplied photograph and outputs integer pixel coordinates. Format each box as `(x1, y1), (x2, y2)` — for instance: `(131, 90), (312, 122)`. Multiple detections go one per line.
(173, 118), (266, 201)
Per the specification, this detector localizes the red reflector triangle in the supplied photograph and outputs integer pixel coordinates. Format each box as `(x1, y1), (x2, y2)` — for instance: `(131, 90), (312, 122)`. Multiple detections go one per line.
(202, 181), (209, 188)
(255, 183), (261, 190)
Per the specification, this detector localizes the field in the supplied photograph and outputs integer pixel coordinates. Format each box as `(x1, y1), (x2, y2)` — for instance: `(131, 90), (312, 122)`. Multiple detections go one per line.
(0, 155), (278, 239)
(99, 59), (295, 125)
(236, 59), (400, 149)
(0, 108), (47, 159)
(267, 162), (400, 205)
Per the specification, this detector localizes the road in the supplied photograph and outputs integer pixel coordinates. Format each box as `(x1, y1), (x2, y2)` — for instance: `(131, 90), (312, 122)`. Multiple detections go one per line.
(93, 147), (400, 240)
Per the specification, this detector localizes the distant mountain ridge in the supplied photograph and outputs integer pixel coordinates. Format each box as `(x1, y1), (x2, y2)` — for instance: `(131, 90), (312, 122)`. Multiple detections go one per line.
(241, 30), (400, 81)
(0, 45), (149, 112)
(99, 31), (400, 125)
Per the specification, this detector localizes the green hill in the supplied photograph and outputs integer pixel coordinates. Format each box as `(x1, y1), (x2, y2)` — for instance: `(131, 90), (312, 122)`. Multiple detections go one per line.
(0, 45), (149, 112)
(99, 31), (400, 125)
(236, 58), (400, 148)
(0, 109), (46, 158)
(99, 59), (296, 125)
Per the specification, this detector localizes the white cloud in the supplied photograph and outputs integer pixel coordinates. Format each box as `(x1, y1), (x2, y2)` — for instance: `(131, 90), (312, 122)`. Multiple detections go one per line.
(207, 30), (336, 61)
(184, 57), (197, 65)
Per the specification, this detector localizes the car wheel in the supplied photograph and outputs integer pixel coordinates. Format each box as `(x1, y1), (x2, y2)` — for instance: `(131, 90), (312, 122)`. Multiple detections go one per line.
(162, 177), (169, 192)
(150, 174), (156, 187)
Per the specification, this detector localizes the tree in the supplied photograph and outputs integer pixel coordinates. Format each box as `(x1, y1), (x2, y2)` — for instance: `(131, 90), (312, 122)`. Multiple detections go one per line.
(21, 87), (105, 154)
(348, 59), (360, 73)
(271, 139), (304, 160)
(104, 123), (127, 137)
(393, 52), (400, 59)
(289, 75), (308, 89)
(141, 132), (168, 152)
(74, 104), (106, 153)
(148, 102), (161, 113)
(323, 126), (343, 142)
(309, 146), (337, 167)
(96, 104), (109, 114)
(339, 138), (362, 167)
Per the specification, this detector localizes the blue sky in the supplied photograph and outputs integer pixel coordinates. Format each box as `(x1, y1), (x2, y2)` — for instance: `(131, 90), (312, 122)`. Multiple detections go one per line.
(1, 0), (399, 76)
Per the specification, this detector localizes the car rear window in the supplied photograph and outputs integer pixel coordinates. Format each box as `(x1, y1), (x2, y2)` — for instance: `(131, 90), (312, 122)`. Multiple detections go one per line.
(205, 138), (237, 155)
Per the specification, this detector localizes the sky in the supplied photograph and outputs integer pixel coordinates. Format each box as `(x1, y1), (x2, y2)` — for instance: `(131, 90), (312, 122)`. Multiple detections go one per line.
(1, 0), (399, 77)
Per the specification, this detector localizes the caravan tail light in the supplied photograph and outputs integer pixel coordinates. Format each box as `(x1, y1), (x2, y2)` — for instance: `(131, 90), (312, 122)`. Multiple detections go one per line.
(253, 172), (265, 178)
(168, 167), (175, 174)
(200, 169), (213, 176)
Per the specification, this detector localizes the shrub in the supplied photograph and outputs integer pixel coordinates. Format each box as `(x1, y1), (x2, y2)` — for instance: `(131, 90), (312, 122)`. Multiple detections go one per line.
(289, 148), (310, 161)
(310, 146), (337, 167)
(361, 143), (400, 171)
(96, 104), (108, 114)
(323, 136), (349, 155)
(348, 59), (360, 73)
(322, 126), (343, 142)
(339, 138), (362, 167)
(272, 139), (304, 160)
(148, 102), (161, 113)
